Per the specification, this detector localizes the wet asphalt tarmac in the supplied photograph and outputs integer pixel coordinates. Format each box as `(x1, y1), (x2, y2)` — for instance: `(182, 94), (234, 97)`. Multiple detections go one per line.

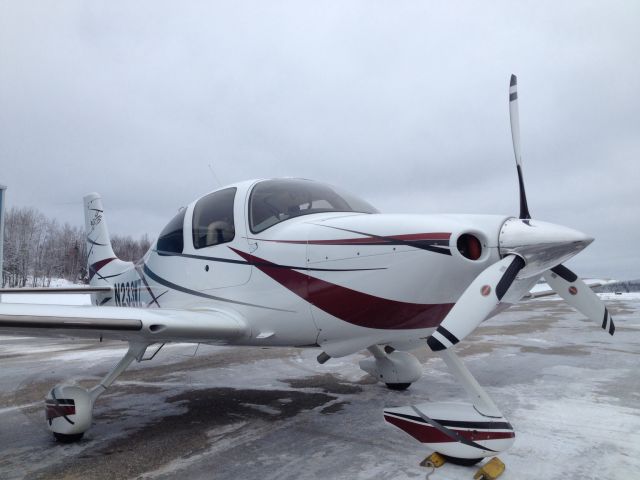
(0, 295), (638, 480)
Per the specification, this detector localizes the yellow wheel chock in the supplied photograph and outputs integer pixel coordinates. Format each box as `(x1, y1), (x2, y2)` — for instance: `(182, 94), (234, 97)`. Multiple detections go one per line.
(473, 457), (505, 480)
(420, 452), (446, 468)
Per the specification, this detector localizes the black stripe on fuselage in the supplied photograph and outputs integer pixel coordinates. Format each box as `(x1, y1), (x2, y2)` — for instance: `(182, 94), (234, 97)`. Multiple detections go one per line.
(134, 265), (162, 308)
(154, 250), (386, 272)
(94, 271), (127, 282)
(320, 226), (452, 256)
(407, 407), (499, 452)
(142, 264), (294, 312)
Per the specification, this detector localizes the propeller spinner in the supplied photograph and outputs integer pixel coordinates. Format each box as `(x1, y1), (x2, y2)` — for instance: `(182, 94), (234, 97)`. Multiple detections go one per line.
(427, 75), (614, 352)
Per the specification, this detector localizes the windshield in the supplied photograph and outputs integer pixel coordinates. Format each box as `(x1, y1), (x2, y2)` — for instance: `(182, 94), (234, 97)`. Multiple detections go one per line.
(249, 179), (378, 233)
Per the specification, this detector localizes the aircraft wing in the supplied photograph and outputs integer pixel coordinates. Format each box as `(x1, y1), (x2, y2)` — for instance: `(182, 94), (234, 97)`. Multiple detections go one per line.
(0, 303), (249, 344)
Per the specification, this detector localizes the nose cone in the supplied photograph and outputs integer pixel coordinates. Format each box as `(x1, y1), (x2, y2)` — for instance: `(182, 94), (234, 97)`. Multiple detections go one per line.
(499, 218), (593, 278)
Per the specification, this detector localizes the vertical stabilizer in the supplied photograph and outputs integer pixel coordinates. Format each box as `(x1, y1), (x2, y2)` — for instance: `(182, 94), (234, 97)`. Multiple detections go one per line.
(83, 193), (132, 286)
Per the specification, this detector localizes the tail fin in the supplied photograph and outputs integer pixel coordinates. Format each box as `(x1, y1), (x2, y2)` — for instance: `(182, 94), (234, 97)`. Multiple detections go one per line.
(83, 193), (132, 286)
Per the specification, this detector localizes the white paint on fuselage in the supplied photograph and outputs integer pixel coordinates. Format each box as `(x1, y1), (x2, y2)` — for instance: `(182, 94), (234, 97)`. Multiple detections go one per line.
(90, 180), (513, 355)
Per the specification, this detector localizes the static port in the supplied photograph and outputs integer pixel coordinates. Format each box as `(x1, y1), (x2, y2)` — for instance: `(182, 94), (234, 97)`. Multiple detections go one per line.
(457, 234), (482, 260)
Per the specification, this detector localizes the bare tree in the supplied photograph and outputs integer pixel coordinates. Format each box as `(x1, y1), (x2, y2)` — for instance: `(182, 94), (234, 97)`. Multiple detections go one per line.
(2, 207), (150, 287)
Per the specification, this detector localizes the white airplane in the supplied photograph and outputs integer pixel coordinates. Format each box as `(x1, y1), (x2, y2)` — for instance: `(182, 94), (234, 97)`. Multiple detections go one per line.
(0, 76), (614, 465)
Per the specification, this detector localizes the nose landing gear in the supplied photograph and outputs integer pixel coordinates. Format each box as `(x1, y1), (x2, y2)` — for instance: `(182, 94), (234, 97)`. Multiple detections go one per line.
(384, 349), (515, 463)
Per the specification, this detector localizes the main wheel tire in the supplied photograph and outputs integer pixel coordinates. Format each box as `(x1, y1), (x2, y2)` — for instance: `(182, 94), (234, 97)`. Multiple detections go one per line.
(53, 432), (84, 443)
(440, 454), (483, 466)
(385, 382), (411, 391)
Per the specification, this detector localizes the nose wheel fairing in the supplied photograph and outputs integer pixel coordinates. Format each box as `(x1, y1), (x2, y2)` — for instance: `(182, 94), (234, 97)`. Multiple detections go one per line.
(384, 349), (515, 460)
(384, 403), (515, 459)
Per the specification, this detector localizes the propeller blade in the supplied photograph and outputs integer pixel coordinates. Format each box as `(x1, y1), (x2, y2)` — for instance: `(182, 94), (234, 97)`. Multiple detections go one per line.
(542, 265), (615, 335)
(427, 255), (525, 351)
(509, 74), (531, 220)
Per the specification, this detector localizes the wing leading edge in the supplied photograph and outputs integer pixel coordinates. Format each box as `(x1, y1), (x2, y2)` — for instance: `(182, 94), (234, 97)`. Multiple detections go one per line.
(0, 303), (249, 344)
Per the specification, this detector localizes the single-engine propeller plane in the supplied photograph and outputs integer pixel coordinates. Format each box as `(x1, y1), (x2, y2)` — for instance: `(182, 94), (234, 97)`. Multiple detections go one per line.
(0, 76), (614, 464)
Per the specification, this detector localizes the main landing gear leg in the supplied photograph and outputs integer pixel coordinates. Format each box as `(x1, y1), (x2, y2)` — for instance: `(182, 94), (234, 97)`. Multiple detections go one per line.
(383, 348), (515, 466)
(45, 342), (148, 442)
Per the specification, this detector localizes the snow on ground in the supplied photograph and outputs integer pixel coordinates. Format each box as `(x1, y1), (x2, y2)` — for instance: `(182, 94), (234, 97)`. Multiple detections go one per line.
(1, 291), (91, 305)
(0, 293), (638, 479)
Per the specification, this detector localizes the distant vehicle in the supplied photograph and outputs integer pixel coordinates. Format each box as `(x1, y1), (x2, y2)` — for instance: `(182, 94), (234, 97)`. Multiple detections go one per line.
(0, 76), (615, 465)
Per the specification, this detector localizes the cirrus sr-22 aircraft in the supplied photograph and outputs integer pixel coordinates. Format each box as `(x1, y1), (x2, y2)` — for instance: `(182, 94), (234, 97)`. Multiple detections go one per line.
(0, 76), (615, 465)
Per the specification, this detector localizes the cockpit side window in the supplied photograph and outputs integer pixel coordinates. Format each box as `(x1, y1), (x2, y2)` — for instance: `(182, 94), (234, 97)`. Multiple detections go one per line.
(192, 187), (237, 249)
(157, 209), (186, 254)
(249, 179), (378, 233)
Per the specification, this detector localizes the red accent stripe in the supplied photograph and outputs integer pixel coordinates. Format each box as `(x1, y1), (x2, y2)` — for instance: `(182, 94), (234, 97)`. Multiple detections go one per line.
(251, 232), (451, 246)
(45, 404), (76, 420)
(384, 415), (515, 444)
(89, 257), (116, 281)
(230, 248), (453, 330)
(308, 238), (388, 245)
(388, 233), (451, 241)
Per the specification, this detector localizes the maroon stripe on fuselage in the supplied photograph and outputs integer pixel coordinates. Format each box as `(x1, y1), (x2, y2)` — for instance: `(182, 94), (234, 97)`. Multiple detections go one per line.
(384, 415), (515, 444)
(389, 232), (450, 241)
(249, 232), (451, 246)
(230, 248), (453, 330)
(89, 257), (116, 281)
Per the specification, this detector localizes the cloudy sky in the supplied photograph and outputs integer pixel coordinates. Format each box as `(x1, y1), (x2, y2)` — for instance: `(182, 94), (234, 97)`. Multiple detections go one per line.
(1, 1), (638, 279)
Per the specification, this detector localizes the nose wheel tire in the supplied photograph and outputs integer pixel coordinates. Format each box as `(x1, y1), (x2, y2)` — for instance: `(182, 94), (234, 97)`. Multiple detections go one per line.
(53, 432), (84, 443)
(439, 454), (483, 466)
(385, 382), (411, 391)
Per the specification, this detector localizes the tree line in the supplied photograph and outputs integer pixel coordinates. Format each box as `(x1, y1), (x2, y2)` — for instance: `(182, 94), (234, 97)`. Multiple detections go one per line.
(2, 206), (151, 287)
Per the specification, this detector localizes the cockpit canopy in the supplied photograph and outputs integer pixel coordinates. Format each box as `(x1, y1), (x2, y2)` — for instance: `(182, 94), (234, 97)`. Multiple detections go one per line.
(249, 178), (378, 233)
(156, 178), (378, 254)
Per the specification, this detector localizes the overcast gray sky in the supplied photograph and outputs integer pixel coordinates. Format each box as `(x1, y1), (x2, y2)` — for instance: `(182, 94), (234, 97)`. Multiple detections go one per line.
(1, 1), (638, 279)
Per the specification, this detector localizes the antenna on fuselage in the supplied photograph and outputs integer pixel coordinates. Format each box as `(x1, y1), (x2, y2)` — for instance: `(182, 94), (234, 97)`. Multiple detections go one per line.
(208, 164), (222, 187)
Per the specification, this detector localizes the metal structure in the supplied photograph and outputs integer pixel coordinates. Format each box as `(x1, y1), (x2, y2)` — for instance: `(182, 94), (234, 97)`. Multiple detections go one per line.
(0, 184), (6, 296)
